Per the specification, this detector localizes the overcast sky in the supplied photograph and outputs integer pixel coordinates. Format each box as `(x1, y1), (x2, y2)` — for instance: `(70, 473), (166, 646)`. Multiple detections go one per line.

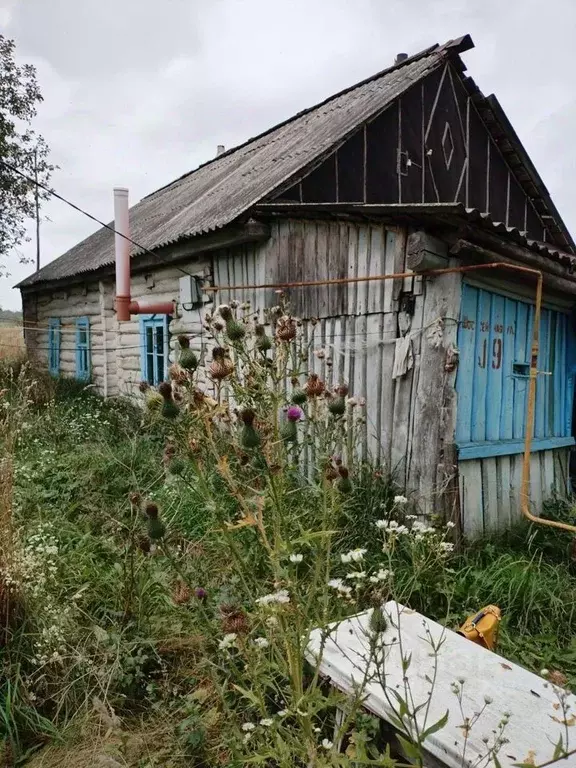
(1, 0), (575, 309)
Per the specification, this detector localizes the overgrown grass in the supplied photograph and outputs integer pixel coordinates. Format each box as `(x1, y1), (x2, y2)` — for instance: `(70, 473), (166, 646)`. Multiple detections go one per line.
(2, 362), (576, 765)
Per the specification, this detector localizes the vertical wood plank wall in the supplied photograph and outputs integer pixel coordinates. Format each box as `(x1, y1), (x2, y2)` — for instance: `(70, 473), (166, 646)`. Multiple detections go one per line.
(214, 219), (462, 515)
(459, 449), (570, 537)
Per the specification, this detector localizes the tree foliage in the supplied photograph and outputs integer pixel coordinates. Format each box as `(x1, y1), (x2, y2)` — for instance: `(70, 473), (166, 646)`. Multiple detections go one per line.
(0, 34), (53, 272)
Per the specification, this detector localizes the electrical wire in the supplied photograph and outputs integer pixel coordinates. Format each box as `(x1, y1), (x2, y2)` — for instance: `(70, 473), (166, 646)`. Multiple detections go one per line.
(0, 159), (202, 282)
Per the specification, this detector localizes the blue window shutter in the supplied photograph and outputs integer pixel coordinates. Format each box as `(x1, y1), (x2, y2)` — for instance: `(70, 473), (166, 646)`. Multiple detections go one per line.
(48, 318), (61, 375)
(75, 316), (90, 380)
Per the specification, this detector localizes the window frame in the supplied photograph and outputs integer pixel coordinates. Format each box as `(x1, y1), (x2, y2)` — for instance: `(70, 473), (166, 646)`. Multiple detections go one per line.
(75, 316), (91, 381)
(47, 318), (61, 375)
(139, 314), (170, 386)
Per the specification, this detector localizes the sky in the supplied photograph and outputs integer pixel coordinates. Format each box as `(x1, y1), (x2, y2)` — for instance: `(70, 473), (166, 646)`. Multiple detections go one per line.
(1, 0), (576, 309)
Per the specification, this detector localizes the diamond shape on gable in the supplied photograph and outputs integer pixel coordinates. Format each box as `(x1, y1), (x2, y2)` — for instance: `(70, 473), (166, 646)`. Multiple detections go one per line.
(441, 122), (454, 169)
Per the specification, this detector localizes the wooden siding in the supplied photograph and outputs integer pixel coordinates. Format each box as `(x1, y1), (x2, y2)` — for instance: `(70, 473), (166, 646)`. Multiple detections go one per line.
(459, 449), (570, 537)
(214, 220), (406, 320)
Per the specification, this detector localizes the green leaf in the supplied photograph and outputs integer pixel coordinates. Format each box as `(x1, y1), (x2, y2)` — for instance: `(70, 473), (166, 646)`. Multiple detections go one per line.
(396, 734), (422, 761)
(421, 709), (449, 741)
(401, 652), (412, 673)
(232, 684), (261, 708)
(553, 734), (565, 760)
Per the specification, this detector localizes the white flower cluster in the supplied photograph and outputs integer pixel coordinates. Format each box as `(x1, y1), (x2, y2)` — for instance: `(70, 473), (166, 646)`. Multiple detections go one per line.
(255, 589), (290, 606)
(219, 633), (237, 650)
(375, 516), (456, 551)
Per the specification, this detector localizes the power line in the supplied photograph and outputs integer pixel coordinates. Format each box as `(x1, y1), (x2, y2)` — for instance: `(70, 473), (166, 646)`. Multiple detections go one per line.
(0, 159), (200, 282)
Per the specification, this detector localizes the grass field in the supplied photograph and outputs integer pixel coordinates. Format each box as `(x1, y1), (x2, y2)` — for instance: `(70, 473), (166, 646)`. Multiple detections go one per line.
(0, 324), (25, 360)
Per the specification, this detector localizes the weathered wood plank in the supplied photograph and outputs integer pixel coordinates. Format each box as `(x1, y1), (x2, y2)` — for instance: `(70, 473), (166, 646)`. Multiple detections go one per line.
(459, 460), (484, 538)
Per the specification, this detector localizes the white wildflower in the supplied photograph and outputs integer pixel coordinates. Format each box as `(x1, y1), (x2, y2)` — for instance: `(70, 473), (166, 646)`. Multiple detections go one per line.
(254, 637), (270, 649)
(242, 722), (256, 732)
(406, 514), (417, 520)
(266, 616), (279, 628)
(322, 739), (334, 749)
(541, 669), (550, 677)
(218, 633), (237, 650)
(369, 568), (392, 584)
(289, 553), (304, 563)
(446, 521), (456, 528)
(393, 495), (408, 505)
(328, 578), (352, 597)
(341, 548), (366, 563)
(260, 718), (274, 727)
(440, 542), (455, 552)
(277, 709), (289, 717)
(375, 519), (387, 529)
(256, 589), (290, 606)
(347, 571), (366, 580)
(243, 733), (252, 744)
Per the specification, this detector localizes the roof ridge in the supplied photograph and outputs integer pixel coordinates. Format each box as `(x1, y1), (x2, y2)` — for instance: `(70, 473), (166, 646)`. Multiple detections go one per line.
(143, 37), (472, 203)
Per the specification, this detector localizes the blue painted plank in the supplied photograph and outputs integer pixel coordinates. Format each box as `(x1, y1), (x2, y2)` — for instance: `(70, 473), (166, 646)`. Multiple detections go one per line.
(455, 285), (479, 443)
(550, 312), (560, 436)
(486, 293), (504, 440)
(500, 298), (516, 440)
(471, 289), (490, 442)
(535, 309), (549, 439)
(513, 302), (530, 439)
(559, 315), (567, 436)
(458, 435), (575, 460)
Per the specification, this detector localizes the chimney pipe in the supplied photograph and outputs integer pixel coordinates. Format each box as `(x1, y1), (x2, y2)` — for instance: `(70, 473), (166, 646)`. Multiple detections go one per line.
(113, 187), (175, 320)
(395, 53), (408, 64)
(114, 187), (131, 322)
(217, 144), (225, 156)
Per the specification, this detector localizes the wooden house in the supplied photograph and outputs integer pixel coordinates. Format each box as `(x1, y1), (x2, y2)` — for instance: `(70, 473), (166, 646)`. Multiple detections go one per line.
(18, 34), (576, 536)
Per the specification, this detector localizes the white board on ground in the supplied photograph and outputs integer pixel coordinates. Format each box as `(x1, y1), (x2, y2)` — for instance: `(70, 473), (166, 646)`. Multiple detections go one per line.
(307, 600), (574, 768)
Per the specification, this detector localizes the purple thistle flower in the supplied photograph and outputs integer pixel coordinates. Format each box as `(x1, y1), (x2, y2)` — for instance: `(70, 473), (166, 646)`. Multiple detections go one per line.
(286, 405), (302, 422)
(194, 587), (207, 600)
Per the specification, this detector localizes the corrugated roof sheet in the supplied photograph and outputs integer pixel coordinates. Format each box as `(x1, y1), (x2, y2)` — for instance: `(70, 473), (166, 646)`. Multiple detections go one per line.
(19, 39), (462, 288)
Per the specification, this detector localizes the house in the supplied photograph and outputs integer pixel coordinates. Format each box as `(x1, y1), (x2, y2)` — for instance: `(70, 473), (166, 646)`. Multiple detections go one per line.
(18, 34), (576, 537)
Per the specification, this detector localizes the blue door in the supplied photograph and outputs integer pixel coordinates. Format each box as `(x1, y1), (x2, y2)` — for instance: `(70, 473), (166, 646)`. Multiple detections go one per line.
(456, 284), (575, 459)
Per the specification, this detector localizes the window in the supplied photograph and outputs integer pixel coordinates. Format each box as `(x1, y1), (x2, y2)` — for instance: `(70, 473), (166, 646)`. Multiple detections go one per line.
(75, 316), (90, 380)
(139, 315), (170, 386)
(48, 318), (60, 375)
(456, 284), (576, 459)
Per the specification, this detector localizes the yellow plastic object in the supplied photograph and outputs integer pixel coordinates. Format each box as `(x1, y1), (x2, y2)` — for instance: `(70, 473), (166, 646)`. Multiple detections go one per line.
(457, 605), (501, 651)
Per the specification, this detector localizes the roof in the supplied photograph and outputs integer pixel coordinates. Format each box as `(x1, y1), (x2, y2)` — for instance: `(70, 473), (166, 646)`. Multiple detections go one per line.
(19, 33), (575, 289)
(19, 36), (471, 288)
(255, 201), (576, 268)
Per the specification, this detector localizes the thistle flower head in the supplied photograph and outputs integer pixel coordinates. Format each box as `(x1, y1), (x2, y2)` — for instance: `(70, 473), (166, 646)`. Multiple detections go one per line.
(218, 304), (233, 320)
(158, 381), (173, 399)
(286, 405), (302, 422)
(239, 408), (256, 426)
(144, 501), (159, 519)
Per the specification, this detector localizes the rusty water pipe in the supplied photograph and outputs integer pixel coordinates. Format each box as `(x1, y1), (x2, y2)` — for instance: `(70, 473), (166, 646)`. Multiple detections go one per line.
(113, 187), (175, 320)
(207, 261), (576, 534)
